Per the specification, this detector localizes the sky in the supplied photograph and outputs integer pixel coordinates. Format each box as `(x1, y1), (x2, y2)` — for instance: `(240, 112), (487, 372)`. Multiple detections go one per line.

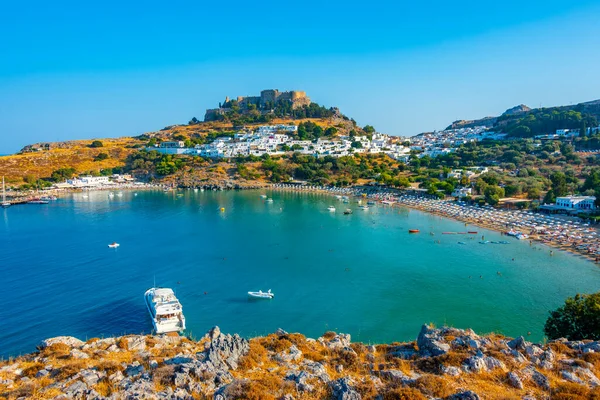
(1, 0), (600, 154)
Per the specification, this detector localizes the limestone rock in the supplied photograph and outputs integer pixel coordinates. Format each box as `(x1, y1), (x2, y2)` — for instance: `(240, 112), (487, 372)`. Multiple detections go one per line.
(446, 390), (480, 400)
(39, 336), (85, 349)
(507, 336), (530, 351)
(417, 324), (450, 356)
(127, 336), (147, 351)
(507, 371), (523, 389)
(330, 377), (361, 400)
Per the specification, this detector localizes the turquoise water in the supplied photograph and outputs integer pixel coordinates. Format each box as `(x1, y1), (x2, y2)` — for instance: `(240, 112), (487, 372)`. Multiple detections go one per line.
(1, 190), (599, 357)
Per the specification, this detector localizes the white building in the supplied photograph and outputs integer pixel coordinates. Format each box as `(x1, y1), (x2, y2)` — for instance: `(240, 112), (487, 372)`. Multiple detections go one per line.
(555, 196), (596, 211)
(452, 187), (472, 198)
(67, 176), (110, 187)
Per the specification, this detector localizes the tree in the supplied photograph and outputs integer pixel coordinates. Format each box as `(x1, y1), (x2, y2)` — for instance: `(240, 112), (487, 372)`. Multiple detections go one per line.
(543, 189), (556, 204)
(483, 185), (504, 205)
(550, 171), (568, 197)
(544, 292), (600, 340)
(526, 187), (541, 200)
(351, 141), (362, 149)
(90, 140), (104, 148)
(94, 153), (109, 162)
(363, 125), (375, 134)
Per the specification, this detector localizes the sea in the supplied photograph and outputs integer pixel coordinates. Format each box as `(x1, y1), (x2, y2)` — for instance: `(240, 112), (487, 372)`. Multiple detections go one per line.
(1, 190), (599, 358)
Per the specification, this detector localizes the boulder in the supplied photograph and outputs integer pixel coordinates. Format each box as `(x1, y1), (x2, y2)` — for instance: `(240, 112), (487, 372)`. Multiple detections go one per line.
(507, 372), (523, 389)
(446, 390), (480, 400)
(127, 336), (147, 351)
(70, 349), (89, 359)
(201, 328), (249, 371)
(330, 377), (361, 400)
(417, 325), (450, 356)
(380, 369), (419, 385)
(562, 370), (584, 384)
(304, 361), (330, 383)
(506, 336), (530, 351)
(531, 370), (550, 391)
(39, 336), (84, 349)
(124, 361), (145, 377)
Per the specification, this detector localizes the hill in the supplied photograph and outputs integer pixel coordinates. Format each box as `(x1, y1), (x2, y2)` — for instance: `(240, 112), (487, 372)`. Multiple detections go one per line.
(447, 99), (600, 137)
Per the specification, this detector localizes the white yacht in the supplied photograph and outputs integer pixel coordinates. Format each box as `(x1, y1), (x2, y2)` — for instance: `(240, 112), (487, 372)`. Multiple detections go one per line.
(144, 287), (186, 334)
(327, 205), (336, 212)
(2, 177), (10, 208)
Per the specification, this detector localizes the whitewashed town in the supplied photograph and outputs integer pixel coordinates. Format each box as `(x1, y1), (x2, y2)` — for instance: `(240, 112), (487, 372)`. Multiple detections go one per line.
(150, 124), (501, 161)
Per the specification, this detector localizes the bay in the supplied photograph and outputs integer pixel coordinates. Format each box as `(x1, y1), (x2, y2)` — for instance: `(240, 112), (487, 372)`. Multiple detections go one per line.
(1, 190), (598, 357)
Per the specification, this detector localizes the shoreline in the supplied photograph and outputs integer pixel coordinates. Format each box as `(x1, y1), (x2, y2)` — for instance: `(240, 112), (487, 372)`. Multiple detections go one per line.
(270, 184), (600, 264)
(7, 181), (599, 264)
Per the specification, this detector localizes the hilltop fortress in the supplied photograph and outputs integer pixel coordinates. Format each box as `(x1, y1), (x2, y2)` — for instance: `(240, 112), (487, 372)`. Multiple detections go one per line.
(204, 89), (311, 121)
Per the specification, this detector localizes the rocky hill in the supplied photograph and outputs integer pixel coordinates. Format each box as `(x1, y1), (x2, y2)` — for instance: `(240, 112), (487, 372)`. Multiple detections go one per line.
(2, 324), (600, 399)
(446, 99), (600, 132)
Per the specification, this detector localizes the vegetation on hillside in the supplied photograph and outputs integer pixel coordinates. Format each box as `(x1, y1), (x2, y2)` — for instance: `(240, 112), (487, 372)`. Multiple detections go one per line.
(201, 99), (337, 125)
(545, 292), (600, 340)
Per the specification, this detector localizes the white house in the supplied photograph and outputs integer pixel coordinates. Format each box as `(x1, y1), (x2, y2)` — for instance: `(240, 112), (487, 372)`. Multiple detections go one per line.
(555, 196), (596, 211)
(452, 187), (472, 198)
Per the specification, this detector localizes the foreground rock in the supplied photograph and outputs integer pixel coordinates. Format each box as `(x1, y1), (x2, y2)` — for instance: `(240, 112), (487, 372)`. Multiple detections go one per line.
(2, 324), (600, 399)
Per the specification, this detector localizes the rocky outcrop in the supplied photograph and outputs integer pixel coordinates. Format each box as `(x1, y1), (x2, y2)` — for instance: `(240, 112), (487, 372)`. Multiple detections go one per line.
(4, 325), (600, 399)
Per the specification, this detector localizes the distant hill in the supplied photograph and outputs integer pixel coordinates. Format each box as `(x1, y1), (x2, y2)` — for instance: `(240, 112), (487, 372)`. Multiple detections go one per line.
(447, 99), (600, 137)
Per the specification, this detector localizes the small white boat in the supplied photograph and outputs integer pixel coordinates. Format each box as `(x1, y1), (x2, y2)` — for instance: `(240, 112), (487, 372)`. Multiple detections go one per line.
(27, 199), (49, 204)
(145, 287), (186, 333)
(108, 242), (120, 248)
(82, 194), (89, 199)
(117, 192), (123, 197)
(327, 206), (336, 212)
(108, 192), (115, 198)
(266, 198), (274, 203)
(248, 289), (274, 299)
(359, 205), (369, 210)
(260, 194), (267, 198)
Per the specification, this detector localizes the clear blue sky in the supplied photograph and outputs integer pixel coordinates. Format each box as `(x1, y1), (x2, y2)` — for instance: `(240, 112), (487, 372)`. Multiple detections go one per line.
(1, 0), (600, 154)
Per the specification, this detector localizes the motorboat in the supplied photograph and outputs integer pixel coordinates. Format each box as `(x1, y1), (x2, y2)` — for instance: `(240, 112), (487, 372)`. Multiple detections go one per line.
(327, 206), (336, 212)
(117, 192), (123, 197)
(343, 209), (353, 215)
(27, 199), (49, 204)
(108, 242), (120, 248)
(248, 289), (274, 299)
(144, 287), (186, 333)
(359, 205), (369, 210)
(266, 198), (274, 203)
(260, 194), (267, 198)
(408, 229), (420, 233)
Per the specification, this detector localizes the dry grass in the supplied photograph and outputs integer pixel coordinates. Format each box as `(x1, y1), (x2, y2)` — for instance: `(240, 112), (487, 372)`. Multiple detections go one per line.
(409, 375), (454, 398)
(381, 386), (427, 400)
(0, 138), (138, 183)
(238, 341), (269, 371)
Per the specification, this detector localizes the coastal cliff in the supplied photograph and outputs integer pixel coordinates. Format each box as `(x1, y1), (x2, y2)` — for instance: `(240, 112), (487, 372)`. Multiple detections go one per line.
(3, 325), (600, 399)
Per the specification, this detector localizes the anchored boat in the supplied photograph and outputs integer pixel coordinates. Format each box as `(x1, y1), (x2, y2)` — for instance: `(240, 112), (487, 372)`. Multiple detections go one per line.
(144, 287), (186, 334)
(248, 289), (274, 299)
